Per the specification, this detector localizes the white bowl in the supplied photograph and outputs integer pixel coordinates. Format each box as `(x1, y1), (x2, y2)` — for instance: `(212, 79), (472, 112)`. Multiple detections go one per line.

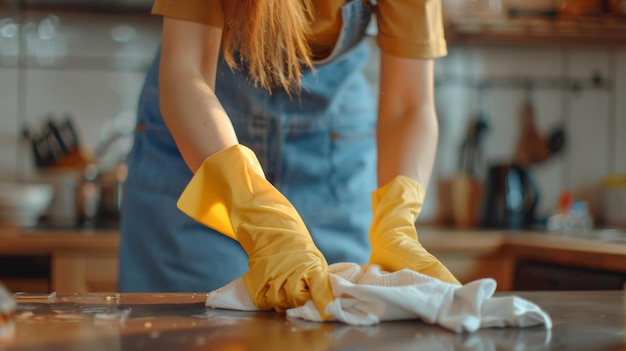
(0, 209), (45, 227)
(0, 181), (54, 226)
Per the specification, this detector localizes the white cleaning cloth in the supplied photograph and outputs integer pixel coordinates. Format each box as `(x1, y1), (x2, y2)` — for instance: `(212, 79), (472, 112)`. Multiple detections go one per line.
(206, 263), (552, 332)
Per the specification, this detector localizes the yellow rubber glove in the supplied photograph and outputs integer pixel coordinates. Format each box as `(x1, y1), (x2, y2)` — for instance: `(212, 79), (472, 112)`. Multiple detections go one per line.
(177, 144), (334, 318)
(369, 175), (461, 285)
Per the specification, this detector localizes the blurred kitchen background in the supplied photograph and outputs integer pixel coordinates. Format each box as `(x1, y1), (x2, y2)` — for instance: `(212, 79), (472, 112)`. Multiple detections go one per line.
(0, 0), (625, 231)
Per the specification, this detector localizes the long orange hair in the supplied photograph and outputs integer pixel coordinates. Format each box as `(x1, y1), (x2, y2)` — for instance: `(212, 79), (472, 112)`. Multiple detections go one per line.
(222, 0), (314, 93)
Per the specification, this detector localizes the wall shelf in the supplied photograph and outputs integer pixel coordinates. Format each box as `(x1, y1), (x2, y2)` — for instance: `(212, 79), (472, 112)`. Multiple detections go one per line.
(445, 16), (626, 48)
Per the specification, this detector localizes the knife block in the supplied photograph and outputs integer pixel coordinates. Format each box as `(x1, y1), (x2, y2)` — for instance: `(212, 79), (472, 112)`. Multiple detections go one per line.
(451, 174), (484, 229)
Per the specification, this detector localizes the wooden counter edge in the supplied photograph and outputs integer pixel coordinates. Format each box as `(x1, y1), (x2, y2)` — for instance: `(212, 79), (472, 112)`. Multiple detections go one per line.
(3, 226), (626, 274)
(0, 229), (119, 255)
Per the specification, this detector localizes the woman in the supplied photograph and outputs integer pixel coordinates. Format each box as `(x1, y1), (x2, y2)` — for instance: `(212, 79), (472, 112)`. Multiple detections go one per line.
(118, 0), (458, 318)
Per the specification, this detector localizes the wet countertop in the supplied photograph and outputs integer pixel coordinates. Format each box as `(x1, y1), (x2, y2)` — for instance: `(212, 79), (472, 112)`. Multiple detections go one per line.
(0, 291), (623, 351)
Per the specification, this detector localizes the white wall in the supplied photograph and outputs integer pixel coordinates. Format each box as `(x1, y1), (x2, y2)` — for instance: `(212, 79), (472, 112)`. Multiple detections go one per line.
(0, 10), (161, 179)
(1, 10), (624, 226)
(426, 45), (626, 223)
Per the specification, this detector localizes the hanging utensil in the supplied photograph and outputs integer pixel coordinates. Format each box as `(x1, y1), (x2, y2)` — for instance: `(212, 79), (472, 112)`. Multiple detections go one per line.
(457, 113), (490, 177)
(513, 86), (567, 166)
(51, 115), (80, 155)
(513, 86), (551, 166)
(547, 127), (566, 157)
(466, 114), (490, 178)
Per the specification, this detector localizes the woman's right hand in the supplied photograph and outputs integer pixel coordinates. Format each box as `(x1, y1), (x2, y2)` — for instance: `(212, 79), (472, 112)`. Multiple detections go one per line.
(178, 144), (335, 319)
(160, 17), (333, 317)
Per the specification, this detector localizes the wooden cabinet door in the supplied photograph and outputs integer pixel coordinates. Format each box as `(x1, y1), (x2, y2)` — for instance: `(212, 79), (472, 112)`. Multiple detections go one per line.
(52, 251), (118, 293)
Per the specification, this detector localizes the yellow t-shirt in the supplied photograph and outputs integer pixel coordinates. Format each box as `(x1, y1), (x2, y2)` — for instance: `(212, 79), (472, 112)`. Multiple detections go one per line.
(152, 0), (447, 59)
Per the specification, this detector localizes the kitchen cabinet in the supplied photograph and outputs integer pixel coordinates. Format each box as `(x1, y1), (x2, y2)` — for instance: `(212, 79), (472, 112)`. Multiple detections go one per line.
(3, 228), (626, 294)
(0, 252), (118, 294)
(441, 255), (515, 290)
(423, 229), (626, 291)
(0, 255), (50, 293)
(0, 228), (517, 293)
(51, 250), (118, 293)
(514, 260), (626, 290)
(0, 227), (119, 294)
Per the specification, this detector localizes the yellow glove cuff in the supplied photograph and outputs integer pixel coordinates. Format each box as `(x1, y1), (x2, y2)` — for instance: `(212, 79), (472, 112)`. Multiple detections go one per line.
(177, 144), (310, 246)
(371, 175), (425, 233)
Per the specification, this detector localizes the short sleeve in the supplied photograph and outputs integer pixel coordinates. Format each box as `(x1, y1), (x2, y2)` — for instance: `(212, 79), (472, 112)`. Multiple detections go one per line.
(375, 0), (447, 59)
(152, 0), (225, 28)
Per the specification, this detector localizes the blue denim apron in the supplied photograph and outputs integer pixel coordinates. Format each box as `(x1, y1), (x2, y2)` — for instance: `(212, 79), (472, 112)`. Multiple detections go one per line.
(118, 0), (377, 292)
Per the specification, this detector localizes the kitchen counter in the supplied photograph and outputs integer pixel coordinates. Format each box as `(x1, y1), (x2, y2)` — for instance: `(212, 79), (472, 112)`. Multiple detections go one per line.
(0, 290), (623, 351)
(2, 226), (626, 293)
(0, 226), (119, 255)
(2, 226), (626, 258)
(0, 226), (120, 294)
(419, 228), (626, 272)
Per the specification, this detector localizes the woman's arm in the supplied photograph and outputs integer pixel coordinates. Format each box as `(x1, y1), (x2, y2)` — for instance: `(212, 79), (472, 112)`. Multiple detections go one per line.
(162, 19), (335, 316)
(369, 52), (459, 283)
(158, 17), (238, 173)
(376, 51), (438, 189)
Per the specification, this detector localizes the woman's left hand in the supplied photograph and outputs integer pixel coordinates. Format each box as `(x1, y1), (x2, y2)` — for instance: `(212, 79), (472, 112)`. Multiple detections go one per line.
(367, 175), (460, 285)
